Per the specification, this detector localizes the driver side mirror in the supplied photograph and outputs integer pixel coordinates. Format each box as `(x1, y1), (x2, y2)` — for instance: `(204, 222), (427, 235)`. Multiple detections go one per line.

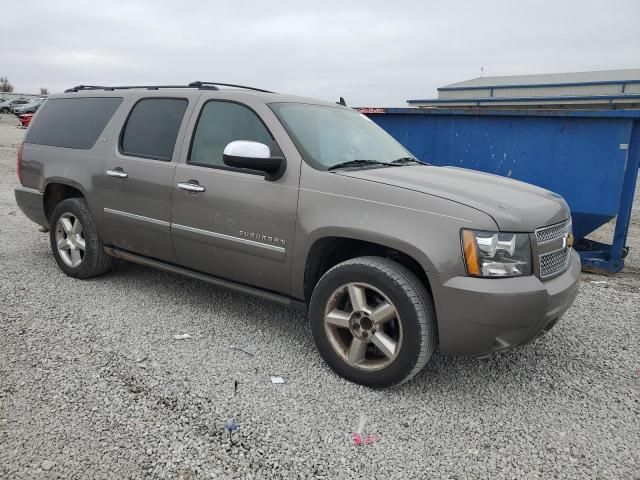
(223, 141), (285, 180)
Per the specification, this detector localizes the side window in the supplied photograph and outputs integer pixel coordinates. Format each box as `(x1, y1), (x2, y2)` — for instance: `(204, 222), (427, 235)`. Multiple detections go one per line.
(120, 98), (188, 161)
(189, 101), (273, 168)
(25, 97), (123, 149)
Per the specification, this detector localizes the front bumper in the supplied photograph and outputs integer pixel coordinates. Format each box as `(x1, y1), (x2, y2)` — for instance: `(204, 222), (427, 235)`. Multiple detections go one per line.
(430, 250), (580, 356)
(14, 186), (48, 227)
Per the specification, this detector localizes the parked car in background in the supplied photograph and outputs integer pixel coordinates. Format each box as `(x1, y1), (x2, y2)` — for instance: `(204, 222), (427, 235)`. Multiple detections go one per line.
(13, 100), (43, 115)
(18, 113), (34, 128)
(11, 102), (32, 114)
(0, 99), (30, 113)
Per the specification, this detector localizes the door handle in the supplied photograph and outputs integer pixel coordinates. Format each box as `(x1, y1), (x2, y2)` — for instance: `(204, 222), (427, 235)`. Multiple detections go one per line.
(177, 181), (206, 193)
(106, 168), (128, 179)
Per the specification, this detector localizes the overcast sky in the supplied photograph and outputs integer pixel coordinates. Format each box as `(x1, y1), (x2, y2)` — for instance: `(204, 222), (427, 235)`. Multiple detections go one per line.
(1, 0), (638, 106)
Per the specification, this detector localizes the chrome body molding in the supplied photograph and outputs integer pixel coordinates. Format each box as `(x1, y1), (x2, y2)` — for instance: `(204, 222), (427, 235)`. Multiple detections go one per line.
(173, 223), (285, 253)
(171, 223), (286, 262)
(102, 209), (286, 261)
(103, 208), (170, 227)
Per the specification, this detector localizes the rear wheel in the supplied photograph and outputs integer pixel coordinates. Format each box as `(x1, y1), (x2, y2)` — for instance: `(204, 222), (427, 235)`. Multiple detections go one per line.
(49, 198), (112, 278)
(309, 257), (436, 388)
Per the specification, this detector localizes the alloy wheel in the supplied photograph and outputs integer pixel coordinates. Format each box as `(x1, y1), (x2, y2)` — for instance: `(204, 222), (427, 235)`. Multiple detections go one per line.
(54, 213), (86, 267)
(323, 282), (403, 371)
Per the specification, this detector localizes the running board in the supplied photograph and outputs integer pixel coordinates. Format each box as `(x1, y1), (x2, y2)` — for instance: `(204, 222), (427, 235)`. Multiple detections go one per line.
(103, 247), (306, 311)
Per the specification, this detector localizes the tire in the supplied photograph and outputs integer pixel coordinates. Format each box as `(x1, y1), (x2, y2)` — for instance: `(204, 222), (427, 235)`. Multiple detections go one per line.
(49, 198), (112, 279)
(309, 256), (436, 388)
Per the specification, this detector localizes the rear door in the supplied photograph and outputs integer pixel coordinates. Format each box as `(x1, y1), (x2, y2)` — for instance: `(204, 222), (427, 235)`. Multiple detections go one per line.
(170, 97), (299, 294)
(101, 95), (192, 262)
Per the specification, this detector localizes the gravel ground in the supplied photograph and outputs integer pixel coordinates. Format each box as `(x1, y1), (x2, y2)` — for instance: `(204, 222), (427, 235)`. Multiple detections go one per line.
(0, 115), (638, 479)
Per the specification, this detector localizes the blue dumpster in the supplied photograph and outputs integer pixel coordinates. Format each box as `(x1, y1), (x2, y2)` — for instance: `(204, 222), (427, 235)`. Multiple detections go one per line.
(359, 108), (640, 274)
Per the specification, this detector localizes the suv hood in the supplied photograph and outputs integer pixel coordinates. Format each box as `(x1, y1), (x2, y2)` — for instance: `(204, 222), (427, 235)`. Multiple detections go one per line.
(335, 165), (569, 232)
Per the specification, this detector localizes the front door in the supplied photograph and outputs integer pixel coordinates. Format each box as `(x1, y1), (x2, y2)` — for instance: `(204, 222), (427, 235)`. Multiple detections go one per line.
(170, 99), (298, 295)
(102, 96), (191, 262)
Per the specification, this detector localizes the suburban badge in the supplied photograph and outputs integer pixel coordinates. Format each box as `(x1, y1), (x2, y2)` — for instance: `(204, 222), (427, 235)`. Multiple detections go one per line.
(238, 230), (286, 246)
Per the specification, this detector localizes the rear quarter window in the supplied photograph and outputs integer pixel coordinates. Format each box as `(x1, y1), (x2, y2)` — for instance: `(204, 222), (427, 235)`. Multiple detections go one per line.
(25, 97), (122, 149)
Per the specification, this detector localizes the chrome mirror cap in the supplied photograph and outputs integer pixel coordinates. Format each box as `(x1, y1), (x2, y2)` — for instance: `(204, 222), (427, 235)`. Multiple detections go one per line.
(222, 140), (285, 180)
(223, 140), (270, 159)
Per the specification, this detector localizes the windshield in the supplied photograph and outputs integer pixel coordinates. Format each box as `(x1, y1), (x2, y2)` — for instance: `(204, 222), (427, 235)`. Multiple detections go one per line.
(269, 103), (417, 170)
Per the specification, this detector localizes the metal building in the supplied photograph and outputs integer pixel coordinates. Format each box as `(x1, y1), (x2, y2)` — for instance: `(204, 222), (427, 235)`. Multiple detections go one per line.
(407, 69), (640, 109)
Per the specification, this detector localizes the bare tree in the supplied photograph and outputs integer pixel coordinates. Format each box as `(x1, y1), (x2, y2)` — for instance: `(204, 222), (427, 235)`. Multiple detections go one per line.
(40, 87), (49, 95)
(0, 77), (14, 93)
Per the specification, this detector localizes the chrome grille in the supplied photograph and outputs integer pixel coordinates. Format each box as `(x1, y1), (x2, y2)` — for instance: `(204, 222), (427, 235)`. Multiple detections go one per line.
(539, 247), (570, 279)
(535, 219), (570, 244)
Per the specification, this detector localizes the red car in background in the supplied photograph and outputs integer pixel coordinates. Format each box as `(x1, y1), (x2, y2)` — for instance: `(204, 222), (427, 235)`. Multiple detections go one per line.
(18, 113), (33, 128)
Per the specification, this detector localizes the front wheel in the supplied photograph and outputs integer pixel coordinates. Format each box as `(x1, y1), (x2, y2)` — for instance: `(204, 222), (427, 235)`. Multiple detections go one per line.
(309, 257), (436, 388)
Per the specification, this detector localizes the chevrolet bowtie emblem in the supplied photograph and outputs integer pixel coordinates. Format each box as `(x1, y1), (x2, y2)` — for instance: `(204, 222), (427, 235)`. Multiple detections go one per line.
(564, 233), (574, 249)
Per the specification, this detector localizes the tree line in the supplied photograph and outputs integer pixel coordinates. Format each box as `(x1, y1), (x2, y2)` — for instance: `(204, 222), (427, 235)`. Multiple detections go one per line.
(1, 76), (48, 95)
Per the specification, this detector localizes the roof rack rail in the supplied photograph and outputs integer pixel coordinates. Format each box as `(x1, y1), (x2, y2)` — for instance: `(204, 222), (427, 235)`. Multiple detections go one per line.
(188, 81), (273, 93)
(64, 84), (209, 93)
(64, 82), (273, 93)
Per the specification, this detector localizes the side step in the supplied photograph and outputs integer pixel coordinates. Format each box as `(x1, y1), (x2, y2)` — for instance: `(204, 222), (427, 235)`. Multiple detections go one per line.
(104, 247), (306, 311)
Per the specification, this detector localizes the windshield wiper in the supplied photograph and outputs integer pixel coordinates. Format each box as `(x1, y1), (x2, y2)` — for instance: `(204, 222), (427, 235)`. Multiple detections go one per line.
(390, 157), (423, 165)
(328, 159), (392, 171)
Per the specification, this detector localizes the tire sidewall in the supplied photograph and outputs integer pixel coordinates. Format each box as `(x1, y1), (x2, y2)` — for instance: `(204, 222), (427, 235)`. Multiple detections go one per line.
(310, 260), (431, 388)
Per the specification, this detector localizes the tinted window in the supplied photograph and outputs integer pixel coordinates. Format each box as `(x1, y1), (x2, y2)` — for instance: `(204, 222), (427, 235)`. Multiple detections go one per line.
(120, 98), (188, 161)
(25, 97), (122, 149)
(190, 101), (273, 167)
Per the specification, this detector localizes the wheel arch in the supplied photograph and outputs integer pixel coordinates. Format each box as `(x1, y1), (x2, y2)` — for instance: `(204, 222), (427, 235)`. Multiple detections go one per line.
(43, 180), (87, 221)
(302, 234), (434, 305)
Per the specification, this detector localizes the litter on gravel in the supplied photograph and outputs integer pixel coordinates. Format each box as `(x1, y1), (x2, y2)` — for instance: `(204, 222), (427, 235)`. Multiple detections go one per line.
(225, 420), (240, 433)
(270, 376), (285, 384)
(356, 413), (367, 434)
(231, 344), (257, 356)
(352, 433), (381, 446)
(173, 334), (192, 340)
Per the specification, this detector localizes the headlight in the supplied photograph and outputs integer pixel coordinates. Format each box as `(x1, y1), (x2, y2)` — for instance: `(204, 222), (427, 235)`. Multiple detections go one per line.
(461, 229), (532, 277)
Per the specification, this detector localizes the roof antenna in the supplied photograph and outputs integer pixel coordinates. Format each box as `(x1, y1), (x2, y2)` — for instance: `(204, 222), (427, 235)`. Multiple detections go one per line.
(337, 96), (347, 106)
(480, 66), (484, 78)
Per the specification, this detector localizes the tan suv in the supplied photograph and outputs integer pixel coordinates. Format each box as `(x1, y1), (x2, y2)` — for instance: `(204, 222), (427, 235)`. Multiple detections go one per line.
(14, 82), (580, 387)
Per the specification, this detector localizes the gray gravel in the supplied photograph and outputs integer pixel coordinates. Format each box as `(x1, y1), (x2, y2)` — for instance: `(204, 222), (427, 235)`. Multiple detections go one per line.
(1, 115), (639, 479)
